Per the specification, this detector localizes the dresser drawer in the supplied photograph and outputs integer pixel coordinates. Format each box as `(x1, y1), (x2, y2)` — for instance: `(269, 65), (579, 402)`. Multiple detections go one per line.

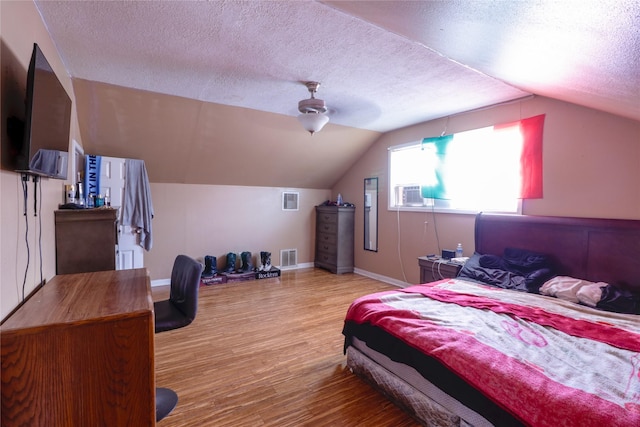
(318, 212), (337, 224)
(316, 240), (337, 255)
(315, 251), (336, 265)
(317, 222), (337, 234)
(316, 232), (337, 245)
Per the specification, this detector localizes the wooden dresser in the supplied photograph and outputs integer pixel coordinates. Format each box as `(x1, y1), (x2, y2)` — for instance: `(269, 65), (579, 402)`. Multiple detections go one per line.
(54, 208), (118, 274)
(1, 269), (155, 426)
(315, 205), (355, 274)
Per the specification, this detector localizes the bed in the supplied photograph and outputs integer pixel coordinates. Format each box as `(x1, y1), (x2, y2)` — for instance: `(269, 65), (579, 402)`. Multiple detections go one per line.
(343, 213), (640, 426)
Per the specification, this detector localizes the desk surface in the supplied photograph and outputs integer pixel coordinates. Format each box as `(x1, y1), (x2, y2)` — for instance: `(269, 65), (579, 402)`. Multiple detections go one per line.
(1, 268), (151, 331)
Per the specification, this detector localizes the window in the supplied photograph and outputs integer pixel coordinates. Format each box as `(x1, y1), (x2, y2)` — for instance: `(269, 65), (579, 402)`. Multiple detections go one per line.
(389, 115), (544, 214)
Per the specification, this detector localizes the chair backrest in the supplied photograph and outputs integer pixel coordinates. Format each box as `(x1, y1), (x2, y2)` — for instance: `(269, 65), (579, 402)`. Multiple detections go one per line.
(169, 255), (203, 322)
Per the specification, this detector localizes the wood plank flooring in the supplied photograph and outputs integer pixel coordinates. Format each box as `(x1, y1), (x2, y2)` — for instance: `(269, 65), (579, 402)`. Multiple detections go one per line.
(152, 268), (421, 426)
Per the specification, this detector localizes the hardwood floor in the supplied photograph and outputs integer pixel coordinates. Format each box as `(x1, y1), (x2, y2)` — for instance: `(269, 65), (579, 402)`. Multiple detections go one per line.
(152, 268), (421, 426)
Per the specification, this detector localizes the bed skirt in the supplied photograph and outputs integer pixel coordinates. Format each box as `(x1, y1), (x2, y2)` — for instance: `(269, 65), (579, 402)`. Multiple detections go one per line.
(346, 339), (494, 427)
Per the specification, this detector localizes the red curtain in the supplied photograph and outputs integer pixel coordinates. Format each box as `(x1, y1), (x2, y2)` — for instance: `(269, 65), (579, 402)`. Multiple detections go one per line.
(496, 114), (545, 199)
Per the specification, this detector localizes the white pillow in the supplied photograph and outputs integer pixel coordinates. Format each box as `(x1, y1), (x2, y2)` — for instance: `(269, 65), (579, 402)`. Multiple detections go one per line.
(576, 283), (606, 307)
(540, 276), (592, 303)
(540, 276), (606, 306)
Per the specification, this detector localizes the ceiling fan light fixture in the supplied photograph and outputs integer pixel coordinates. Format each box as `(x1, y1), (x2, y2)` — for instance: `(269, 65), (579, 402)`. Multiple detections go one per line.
(297, 81), (329, 135)
(297, 112), (329, 135)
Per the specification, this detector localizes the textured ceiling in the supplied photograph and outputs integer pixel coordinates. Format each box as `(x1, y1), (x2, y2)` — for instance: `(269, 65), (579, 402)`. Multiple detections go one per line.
(31, 0), (640, 188)
(35, 0), (640, 130)
(328, 0), (640, 123)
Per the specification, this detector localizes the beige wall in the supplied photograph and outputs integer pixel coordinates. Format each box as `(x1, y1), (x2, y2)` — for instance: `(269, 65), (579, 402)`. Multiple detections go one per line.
(1, 1), (82, 319)
(146, 184), (329, 280)
(334, 96), (640, 285)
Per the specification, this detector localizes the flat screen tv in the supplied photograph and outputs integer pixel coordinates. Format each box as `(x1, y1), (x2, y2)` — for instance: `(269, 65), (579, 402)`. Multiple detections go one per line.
(14, 43), (72, 179)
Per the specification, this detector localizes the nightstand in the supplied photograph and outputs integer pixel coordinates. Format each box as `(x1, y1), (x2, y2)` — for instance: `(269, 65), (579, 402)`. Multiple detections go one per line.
(418, 256), (462, 282)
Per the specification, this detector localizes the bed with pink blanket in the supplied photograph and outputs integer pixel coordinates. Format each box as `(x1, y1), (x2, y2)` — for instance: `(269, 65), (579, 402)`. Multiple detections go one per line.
(343, 213), (640, 426)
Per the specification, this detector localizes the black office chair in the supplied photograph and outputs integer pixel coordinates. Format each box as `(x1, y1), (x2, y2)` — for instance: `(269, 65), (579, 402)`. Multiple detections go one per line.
(155, 254), (203, 421)
(156, 388), (180, 422)
(155, 254), (203, 333)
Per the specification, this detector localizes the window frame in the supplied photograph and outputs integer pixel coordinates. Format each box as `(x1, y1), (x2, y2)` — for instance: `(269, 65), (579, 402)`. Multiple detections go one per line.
(387, 136), (523, 215)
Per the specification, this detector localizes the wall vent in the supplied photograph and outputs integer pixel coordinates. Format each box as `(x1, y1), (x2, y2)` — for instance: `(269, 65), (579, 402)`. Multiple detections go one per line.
(280, 249), (297, 268)
(282, 191), (299, 211)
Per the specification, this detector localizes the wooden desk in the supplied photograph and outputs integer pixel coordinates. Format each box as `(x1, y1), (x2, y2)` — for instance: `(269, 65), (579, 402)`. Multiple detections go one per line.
(1, 269), (155, 426)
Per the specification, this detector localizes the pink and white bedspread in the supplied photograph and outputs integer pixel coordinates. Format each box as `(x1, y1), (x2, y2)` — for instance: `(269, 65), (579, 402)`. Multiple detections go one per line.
(344, 279), (640, 427)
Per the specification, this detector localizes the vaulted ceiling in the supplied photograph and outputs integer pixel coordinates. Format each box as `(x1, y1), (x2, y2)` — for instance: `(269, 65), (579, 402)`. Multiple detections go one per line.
(34, 0), (640, 188)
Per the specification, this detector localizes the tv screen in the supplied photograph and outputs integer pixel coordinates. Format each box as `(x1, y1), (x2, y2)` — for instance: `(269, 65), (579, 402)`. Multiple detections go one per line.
(15, 43), (72, 179)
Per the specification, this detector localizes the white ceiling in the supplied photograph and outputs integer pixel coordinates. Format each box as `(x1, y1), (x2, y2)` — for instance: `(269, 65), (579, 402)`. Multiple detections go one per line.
(35, 0), (640, 133)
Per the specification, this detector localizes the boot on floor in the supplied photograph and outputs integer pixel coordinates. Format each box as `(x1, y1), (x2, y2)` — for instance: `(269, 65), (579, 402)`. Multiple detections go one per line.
(240, 251), (254, 272)
(260, 251), (272, 271)
(202, 255), (217, 278)
(225, 252), (237, 273)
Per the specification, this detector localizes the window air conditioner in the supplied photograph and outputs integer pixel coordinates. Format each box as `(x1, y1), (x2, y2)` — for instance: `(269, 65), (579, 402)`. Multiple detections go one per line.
(395, 185), (424, 206)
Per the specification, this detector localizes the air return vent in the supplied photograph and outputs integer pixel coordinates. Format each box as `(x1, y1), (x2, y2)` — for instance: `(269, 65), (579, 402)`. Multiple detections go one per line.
(280, 249), (297, 268)
(282, 191), (299, 211)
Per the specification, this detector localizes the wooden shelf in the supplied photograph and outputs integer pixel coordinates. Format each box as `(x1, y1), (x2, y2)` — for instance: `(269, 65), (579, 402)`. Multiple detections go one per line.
(54, 208), (117, 274)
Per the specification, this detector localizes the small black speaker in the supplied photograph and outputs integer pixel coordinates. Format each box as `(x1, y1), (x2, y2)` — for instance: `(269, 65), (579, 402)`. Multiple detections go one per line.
(442, 249), (455, 260)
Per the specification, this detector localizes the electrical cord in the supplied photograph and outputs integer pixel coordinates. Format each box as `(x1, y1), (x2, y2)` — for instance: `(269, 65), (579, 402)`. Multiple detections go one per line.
(430, 203), (442, 256)
(36, 176), (43, 288)
(20, 173), (30, 300)
(429, 257), (449, 280)
(33, 175), (38, 217)
(396, 204), (408, 284)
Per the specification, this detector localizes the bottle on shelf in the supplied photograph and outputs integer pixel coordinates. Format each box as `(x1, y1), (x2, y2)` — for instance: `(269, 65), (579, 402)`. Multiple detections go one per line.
(336, 193), (343, 206)
(76, 172), (85, 206)
(455, 243), (463, 258)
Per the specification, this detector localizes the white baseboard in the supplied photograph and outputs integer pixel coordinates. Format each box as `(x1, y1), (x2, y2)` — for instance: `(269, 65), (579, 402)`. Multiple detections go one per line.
(151, 278), (171, 287)
(279, 261), (314, 271)
(353, 268), (409, 288)
(152, 264), (408, 288)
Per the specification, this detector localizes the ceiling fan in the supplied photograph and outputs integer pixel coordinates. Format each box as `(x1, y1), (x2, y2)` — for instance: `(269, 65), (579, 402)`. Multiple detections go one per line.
(297, 81), (329, 135)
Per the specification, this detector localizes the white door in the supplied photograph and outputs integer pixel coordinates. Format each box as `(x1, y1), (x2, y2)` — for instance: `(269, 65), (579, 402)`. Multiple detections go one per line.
(100, 156), (144, 270)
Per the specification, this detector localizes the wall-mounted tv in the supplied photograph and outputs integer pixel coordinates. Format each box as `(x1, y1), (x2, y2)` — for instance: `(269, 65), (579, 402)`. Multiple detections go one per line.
(14, 43), (72, 180)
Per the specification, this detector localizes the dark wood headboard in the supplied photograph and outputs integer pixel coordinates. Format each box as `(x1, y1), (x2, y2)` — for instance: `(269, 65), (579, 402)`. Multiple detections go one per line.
(474, 213), (640, 292)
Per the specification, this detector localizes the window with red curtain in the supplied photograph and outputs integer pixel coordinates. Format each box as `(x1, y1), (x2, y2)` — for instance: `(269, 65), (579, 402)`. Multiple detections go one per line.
(389, 114), (544, 213)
